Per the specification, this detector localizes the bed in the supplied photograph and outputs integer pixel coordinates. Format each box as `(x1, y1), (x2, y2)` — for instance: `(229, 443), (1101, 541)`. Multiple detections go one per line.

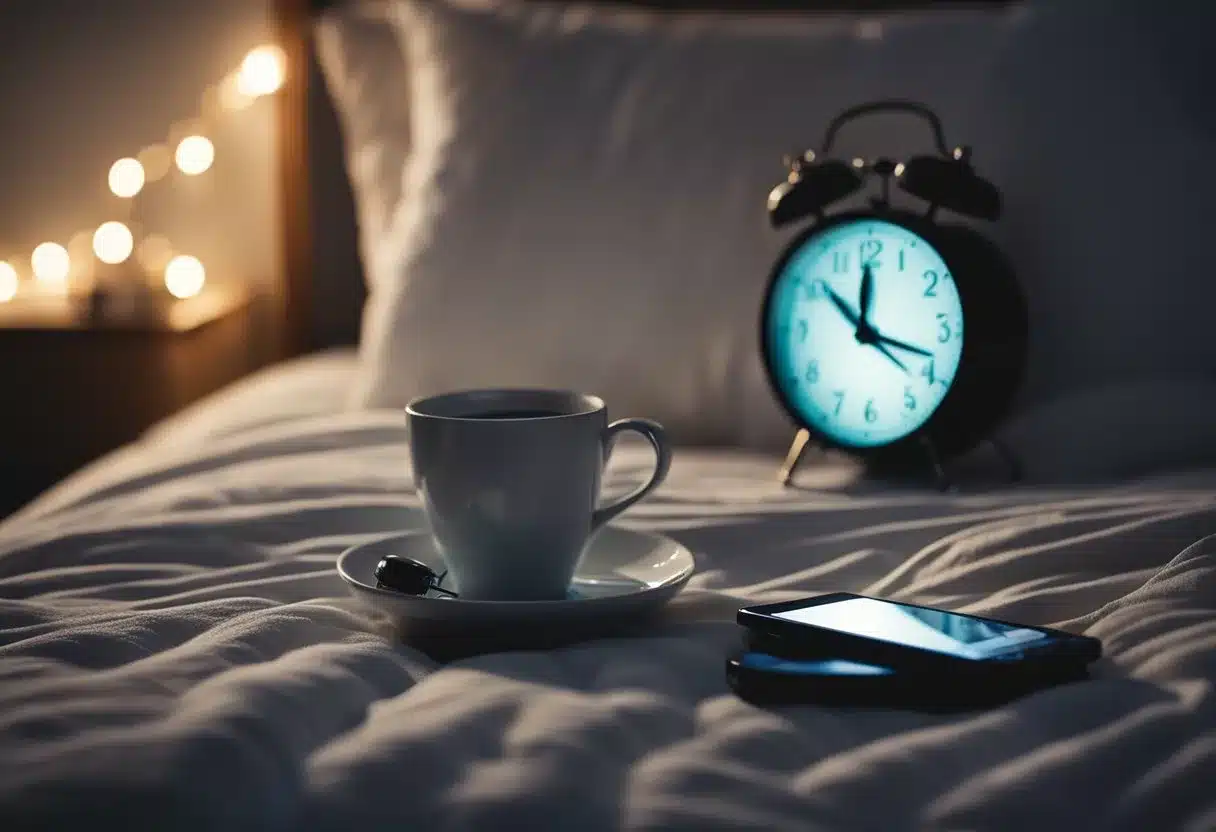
(3, 0), (1216, 829)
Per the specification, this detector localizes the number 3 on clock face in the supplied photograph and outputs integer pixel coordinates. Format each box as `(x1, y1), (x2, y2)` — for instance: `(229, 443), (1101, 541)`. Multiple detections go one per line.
(765, 218), (964, 449)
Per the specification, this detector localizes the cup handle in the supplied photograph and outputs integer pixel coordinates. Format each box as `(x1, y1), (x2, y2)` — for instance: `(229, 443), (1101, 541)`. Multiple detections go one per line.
(591, 418), (672, 531)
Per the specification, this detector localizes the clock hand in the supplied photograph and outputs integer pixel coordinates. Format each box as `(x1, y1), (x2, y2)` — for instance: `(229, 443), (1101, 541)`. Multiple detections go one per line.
(873, 332), (934, 358)
(858, 263), (874, 330)
(825, 287), (861, 328)
(824, 285), (906, 372)
(872, 340), (909, 373)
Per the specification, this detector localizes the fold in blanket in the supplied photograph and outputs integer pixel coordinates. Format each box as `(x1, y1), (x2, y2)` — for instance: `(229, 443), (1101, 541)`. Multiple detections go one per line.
(1, 411), (1214, 830)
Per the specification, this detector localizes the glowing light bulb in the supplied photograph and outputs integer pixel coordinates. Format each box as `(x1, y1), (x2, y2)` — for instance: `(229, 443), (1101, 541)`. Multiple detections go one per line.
(236, 45), (286, 98)
(93, 221), (134, 265)
(31, 242), (70, 288)
(164, 255), (205, 299)
(0, 261), (17, 302)
(108, 157), (145, 198)
(175, 135), (214, 176)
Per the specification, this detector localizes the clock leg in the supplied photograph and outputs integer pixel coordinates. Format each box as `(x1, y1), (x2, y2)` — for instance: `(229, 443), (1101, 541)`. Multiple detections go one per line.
(919, 435), (955, 493)
(779, 428), (814, 486)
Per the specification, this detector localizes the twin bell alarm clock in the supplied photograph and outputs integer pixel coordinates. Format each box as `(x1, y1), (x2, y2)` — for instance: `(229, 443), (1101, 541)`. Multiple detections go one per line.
(760, 99), (1028, 488)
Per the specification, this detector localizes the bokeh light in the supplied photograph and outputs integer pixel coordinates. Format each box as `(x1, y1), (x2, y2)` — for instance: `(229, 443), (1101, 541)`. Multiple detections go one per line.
(92, 221), (135, 265)
(31, 242), (70, 288)
(164, 254), (205, 299)
(0, 261), (17, 302)
(174, 135), (214, 176)
(236, 45), (286, 98)
(108, 158), (145, 198)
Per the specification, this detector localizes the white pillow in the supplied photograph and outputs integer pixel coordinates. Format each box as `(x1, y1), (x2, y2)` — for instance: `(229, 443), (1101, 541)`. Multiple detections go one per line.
(329, 0), (1216, 480)
(315, 3), (412, 287)
(347, 0), (1024, 448)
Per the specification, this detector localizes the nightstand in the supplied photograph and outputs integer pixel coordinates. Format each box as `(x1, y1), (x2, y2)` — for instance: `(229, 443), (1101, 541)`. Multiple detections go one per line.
(0, 284), (275, 516)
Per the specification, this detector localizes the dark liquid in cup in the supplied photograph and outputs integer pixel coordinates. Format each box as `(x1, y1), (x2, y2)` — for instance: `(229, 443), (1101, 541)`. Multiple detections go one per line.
(466, 409), (565, 420)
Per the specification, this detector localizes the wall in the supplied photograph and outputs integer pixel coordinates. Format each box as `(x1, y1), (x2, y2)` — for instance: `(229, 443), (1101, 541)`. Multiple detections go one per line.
(0, 0), (278, 292)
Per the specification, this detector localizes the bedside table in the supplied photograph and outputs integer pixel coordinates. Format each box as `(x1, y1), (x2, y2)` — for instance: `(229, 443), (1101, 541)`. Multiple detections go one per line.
(0, 284), (274, 516)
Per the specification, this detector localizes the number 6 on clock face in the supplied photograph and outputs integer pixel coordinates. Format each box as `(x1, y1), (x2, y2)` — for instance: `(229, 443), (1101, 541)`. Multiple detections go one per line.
(764, 218), (964, 449)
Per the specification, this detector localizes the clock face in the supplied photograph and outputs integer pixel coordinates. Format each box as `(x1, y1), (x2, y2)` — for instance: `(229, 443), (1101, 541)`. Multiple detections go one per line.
(765, 217), (965, 449)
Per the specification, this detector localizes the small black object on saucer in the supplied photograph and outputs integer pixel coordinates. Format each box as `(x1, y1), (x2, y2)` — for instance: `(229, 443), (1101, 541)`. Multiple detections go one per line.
(374, 554), (458, 598)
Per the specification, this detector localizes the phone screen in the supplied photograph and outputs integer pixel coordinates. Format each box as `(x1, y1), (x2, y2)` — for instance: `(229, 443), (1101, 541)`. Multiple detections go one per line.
(772, 596), (1049, 660)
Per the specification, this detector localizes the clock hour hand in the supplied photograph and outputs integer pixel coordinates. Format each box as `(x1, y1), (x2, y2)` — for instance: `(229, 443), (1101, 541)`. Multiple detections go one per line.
(873, 332), (934, 358)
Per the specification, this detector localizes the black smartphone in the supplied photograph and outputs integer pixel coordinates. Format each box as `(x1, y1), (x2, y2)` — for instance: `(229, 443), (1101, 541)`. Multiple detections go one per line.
(737, 592), (1101, 680)
(727, 651), (904, 707)
(726, 647), (1089, 710)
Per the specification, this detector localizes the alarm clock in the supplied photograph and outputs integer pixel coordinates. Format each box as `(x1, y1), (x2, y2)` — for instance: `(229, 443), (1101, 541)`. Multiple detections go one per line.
(761, 100), (1028, 488)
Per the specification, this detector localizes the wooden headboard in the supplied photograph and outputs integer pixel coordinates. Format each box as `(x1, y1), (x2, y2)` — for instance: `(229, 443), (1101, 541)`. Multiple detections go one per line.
(272, 0), (1019, 358)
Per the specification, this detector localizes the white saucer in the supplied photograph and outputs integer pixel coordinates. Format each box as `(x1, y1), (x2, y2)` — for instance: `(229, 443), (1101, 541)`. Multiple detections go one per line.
(336, 526), (695, 633)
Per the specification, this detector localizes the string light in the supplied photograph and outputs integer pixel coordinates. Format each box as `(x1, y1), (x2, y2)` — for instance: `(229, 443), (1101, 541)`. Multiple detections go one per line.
(174, 135), (214, 176)
(2, 43), (285, 308)
(236, 45), (286, 98)
(93, 221), (134, 265)
(164, 255), (205, 299)
(31, 243), (70, 288)
(0, 261), (17, 303)
(108, 158), (145, 198)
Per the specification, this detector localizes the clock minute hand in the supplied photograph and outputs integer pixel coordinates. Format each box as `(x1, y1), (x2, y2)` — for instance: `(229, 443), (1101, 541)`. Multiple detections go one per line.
(873, 332), (934, 358)
(825, 287), (861, 328)
(872, 341), (908, 373)
(858, 263), (874, 331)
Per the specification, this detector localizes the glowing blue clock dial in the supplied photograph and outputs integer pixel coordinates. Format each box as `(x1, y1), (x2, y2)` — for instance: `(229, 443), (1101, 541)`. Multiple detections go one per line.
(766, 218), (964, 448)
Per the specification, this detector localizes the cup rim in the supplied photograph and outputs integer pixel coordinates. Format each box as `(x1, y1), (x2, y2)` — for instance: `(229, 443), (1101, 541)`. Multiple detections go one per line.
(405, 388), (605, 421)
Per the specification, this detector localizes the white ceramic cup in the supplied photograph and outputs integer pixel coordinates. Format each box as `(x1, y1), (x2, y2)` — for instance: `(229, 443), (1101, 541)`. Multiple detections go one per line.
(406, 389), (672, 601)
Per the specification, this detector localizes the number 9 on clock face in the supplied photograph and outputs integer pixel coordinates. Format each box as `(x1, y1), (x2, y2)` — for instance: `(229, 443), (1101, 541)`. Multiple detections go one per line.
(764, 218), (964, 449)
